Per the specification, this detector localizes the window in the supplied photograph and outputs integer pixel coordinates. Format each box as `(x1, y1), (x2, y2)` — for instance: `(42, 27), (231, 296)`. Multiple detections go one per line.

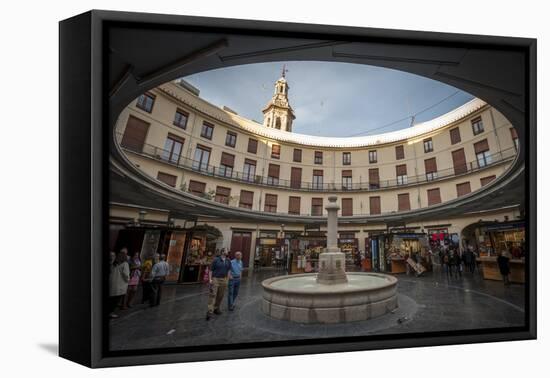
(288, 196), (301, 215)
(173, 109), (188, 129)
(480, 175), (496, 186)
(219, 152), (235, 177)
(225, 131), (237, 148)
(424, 158), (438, 181)
(312, 170), (324, 190)
(188, 180), (206, 196)
(275, 118), (281, 129)
(510, 128), (519, 151)
(369, 196), (381, 215)
(192, 145), (211, 172)
(311, 198), (323, 216)
(368, 150), (377, 163)
(247, 138), (258, 154)
(342, 198), (353, 216)
(343, 152), (351, 165)
(200, 122), (214, 139)
(290, 167), (302, 189)
(396, 164), (408, 185)
(293, 148), (302, 162)
(157, 171), (177, 187)
(471, 117), (484, 135)
(215, 186), (231, 205)
(397, 193), (411, 211)
(452, 148), (467, 175)
(243, 159), (256, 182)
(395, 145), (404, 160)
(162, 134), (184, 164)
(474, 139), (491, 168)
(136, 93), (155, 113)
(368, 168), (379, 189)
(450, 127), (461, 144)
(342, 170), (352, 190)
(314, 151), (323, 164)
(423, 138), (433, 153)
(427, 188), (441, 206)
(267, 164), (280, 186)
(121, 115), (150, 153)
(264, 194), (278, 213)
(271, 144), (281, 159)
(239, 190), (254, 209)
(456, 182), (471, 197)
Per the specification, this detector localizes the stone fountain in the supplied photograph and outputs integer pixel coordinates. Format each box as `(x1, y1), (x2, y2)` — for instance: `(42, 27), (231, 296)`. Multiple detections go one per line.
(261, 196), (398, 324)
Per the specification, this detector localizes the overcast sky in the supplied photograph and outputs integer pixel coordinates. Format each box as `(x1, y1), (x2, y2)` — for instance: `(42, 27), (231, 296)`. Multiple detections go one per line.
(184, 61), (474, 137)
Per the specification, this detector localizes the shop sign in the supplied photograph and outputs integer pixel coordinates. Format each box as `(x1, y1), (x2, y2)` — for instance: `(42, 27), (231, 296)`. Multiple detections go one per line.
(485, 221), (525, 231)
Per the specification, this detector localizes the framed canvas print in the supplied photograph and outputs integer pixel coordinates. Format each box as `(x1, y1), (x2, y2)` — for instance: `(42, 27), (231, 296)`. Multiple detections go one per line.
(59, 10), (536, 368)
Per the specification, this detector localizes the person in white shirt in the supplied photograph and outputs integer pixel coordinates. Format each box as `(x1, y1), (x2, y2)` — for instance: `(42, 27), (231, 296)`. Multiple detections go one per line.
(150, 254), (170, 307)
(109, 249), (130, 318)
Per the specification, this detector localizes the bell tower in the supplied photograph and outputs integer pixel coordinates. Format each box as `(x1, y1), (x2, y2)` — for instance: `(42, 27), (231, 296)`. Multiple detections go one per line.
(262, 65), (296, 132)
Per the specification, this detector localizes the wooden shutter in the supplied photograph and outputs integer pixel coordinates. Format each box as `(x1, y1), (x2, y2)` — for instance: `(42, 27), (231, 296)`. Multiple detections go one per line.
(342, 198), (353, 216)
(220, 152), (235, 167)
(121, 115), (150, 152)
(427, 188), (441, 206)
(397, 193), (411, 211)
(424, 158), (437, 173)
(369, 168), (379, 185)
(315, 151), (323, 162)
(395, 145), (404, 160)
(288, 196), (301, 214)
(244, 158), (256, 166)
(342, 170), (352, 177)
(290, 167), (302, 188)
(215, 186), (231, 204)
(480, 175), (496, 186)
(369, 196), (381, 215)
(474, 139), (489, 154)
(188, 180), (206, 194)
(456, 182), (471, 197)
(157, 172), (177, 187)
(293, 148), (302, 162)
(450, 127), (461, 144)
(230, 232), (252, 267)
(452, 148), (467, 175)
(311, 198), (323, 215)
(313, 169), (323, 177)
(247, 138), (258, 154)
(265, 194), (277, 212)
(268, 164), (280, 178)
(239, 190), (254, 207)
(396, 164), (407, 176)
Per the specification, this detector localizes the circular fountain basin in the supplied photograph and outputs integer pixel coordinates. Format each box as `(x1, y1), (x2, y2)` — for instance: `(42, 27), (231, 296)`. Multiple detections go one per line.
(261, 272), (398, 324)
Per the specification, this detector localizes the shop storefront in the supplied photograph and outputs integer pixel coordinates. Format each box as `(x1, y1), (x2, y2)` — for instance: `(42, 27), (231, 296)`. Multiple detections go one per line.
(338, 232), (360, 269)
(180, 225), (221, 283)
(288, 232), (326, 274)
(366, 231), (387, 272)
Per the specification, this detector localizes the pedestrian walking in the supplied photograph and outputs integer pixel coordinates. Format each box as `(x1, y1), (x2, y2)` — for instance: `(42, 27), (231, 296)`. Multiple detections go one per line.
(228, 251), (243, 311)
(206, 250), (231, 320)
(140, 256), (154, 305)
(150, 254), (169, 307)
(109, 249), (130, 319)
(497, 250), (511, 285)
(124, 252), (141, 309)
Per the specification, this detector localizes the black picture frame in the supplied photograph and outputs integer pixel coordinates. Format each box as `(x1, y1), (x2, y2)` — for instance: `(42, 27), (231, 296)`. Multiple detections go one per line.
(59, 10), (537, 368)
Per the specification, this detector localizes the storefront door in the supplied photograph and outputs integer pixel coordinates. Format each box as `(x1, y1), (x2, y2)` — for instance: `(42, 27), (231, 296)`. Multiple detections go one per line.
(230, 231), (252, 267)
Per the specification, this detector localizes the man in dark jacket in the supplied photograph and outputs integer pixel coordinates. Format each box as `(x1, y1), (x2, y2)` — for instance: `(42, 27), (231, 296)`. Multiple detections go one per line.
(497, 251), (511, 285)
(206, 249), (232, 320)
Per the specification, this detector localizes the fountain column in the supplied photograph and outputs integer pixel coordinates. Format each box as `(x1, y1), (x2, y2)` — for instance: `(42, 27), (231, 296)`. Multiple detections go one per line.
(317, 196), (348, 284)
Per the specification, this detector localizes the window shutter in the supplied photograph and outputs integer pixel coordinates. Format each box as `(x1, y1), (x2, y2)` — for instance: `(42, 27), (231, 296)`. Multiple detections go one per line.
(220, 152), (235, 167)
(369, 168), (379, 185)
(397, 193), (410, 211)
(427, 188), (441, 205)
(244, 158), (256, 166)
(313, 169), (323, 177)
(474, 139), (489, 154)
(288, 196), (301, 214)
(480, 175), (496, 186)
(342, 169), (352, 178)
(395, 145), (404, 160)
(239, 190), (254, 206)
(268, 164), (280, 178)
(450, 127), (461, 144)
(369, 196), (381, 215)
(121, 115), (150, 152)
(188, 180), (206, 194)
(456, 182), (471, 197)
(396, 164), (407, 176)
(452, 148), (467, 175)
(424, 158), (437, 173)
(290, 167), (302, 188)
(342, 198), (353, 216)
(247, 138), (258, 154)
(293, 148), (302, 162)
(216, 186), (230, 197)
(157, 172), (177, 187)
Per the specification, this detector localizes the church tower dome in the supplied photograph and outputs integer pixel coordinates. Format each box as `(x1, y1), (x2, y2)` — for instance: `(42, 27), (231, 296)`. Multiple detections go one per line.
(262, 65), (296, 132)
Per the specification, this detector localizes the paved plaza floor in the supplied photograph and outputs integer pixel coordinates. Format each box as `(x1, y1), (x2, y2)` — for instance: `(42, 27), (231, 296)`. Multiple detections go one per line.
(109, 267), (526, 352)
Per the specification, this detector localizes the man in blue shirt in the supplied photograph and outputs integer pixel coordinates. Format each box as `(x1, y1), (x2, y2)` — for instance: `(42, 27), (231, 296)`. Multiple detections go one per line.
(206, 249), (232, 320)
(227, 251), (243, 311)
